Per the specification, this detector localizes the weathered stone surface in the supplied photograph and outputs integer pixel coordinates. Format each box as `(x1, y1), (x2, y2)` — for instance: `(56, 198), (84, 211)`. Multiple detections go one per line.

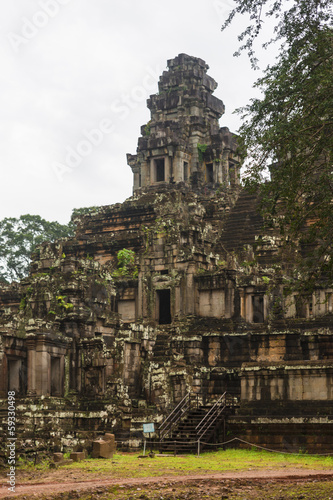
(0, 54), (332, 454)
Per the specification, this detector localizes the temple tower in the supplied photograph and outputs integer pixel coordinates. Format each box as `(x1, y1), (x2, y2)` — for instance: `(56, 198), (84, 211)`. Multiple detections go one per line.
(127, 53), (241, 192)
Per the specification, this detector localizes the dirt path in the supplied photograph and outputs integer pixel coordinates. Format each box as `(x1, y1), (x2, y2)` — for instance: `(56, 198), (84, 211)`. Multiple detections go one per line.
(1, 468), (333, 499)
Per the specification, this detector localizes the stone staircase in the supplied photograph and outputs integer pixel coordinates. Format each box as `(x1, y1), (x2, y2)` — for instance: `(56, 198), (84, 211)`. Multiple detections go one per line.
(153, 332), (172, 362)
(158, 392), (234, 454)
(221, 191), (263, 252)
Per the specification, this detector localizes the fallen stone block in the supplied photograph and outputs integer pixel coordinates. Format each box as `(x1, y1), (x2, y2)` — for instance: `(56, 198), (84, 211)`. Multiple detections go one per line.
(53, 453), (64, 463)
(91, 439), (114, 459)
(104, 433), (116, 452)
(70, 452), (85, 462)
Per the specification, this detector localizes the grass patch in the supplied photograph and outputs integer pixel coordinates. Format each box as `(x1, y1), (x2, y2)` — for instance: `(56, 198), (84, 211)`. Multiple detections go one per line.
(39, 448), (333, 478)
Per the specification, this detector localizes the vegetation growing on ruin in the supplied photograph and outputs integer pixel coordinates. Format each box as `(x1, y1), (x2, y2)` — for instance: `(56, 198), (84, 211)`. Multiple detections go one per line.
(112, 248), (138, 278)
(197, 143), (208, 162)
(56, 295), (74, 311)
(144, 121), (151, 136)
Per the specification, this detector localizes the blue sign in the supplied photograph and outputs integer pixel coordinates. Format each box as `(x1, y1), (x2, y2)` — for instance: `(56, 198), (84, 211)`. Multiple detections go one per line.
(143, 423), (155, 433)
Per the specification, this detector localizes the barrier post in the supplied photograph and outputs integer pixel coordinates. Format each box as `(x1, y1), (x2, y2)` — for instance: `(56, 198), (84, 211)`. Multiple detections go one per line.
(197, 439), (200, 457)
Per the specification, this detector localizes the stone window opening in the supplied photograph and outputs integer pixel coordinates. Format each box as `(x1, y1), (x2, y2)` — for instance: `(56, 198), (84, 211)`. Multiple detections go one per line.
(160, 269), (169, 275)
(8, 358), (23, 394)
(180, 232), (188, 244)
(252, 295), (264, 323)
(155, 158), (165, 182)
(206, 163), (214, 183)
(51, 357), (62, 396)
(157, 289), (171, 324)
(183, 161), (189, 182)
(295, 295), (307, 318)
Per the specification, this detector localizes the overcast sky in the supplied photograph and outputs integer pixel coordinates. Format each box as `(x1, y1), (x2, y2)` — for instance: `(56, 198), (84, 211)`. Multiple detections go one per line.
(1, 0), (276, 225)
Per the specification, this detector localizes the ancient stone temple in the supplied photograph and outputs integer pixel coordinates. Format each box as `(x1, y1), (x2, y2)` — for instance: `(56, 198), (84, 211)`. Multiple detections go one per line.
(127, 53), (240, 191)
(0, 54), (333, 456)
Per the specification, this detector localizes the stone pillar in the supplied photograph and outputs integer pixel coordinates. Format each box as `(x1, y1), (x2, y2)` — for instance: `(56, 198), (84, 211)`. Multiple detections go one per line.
(190, 136), (200, 173)
(240, 289), (246, 320)
(35, 335), (50, 396)
(133, 169), (140, 191)
(165, 156), (171, 182)
(174, 286), (181, 319)
(245, 290), (253, 323)
(76, 345), (82, 393)
(59, 355), (65, 396)
(141, 160), (149, 187)
(0, 353), (7, 398)
(225, 283), (234, 318)
(173, 152), (182, 182)
(216, 160), (222, 184)
(186, 264), (196, 314)
(137, 270), (143, 319)
(222, 150), (229, 185)
(150, 158), (154, 184)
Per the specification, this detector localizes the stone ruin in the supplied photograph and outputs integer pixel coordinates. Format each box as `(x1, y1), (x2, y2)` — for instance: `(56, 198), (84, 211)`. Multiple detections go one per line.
(0, 54), (333, 457)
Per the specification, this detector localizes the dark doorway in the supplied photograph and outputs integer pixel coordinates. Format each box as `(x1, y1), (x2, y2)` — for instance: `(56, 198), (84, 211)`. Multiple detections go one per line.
(206, 163), (214, 183)
(51, 357), (62, 396)
(8, 359), (21, 393)
(155, 158), (165, 182)
(7, 358), (26, 396)
(158, 289), (171, 324)
(252, 295), (264, 323)
(183, 162), (189, 182)
(295, 296), (307, 318)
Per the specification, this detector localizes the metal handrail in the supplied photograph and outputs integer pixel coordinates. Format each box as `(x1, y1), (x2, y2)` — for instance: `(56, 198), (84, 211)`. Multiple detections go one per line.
(197, 404), (226, 440)
(196, 392), (230, 440)
(196, 392), (226, 433)
(159, 392), (191, 440)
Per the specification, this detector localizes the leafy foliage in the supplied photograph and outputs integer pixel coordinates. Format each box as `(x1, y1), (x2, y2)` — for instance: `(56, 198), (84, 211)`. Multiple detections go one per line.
(197, 143), (208, 162)
(56, 295), (74, 311)
(222, 0), (333, 291)
(0, 215), (74, 282)
(112, 248), (138, 278)
(222, 0), (332, 69)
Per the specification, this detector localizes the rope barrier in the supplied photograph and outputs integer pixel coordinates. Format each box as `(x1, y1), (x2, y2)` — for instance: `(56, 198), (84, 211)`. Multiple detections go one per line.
(199, 437), (333, 456)
(115, 437), (333, 457)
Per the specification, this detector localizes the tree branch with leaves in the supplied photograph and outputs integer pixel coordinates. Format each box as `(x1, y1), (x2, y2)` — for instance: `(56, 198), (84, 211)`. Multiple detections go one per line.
(0, 215), (74, 283)
(222, 0), (333, 291)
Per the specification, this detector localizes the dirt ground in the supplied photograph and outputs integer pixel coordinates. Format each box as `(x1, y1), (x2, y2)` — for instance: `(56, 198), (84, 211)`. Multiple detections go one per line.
(1, 468), (333, 499)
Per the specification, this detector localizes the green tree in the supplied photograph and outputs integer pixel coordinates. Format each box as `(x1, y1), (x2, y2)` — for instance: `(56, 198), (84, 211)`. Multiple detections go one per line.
(222, 0), (333, 291)
(0, 215), (74, 283)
